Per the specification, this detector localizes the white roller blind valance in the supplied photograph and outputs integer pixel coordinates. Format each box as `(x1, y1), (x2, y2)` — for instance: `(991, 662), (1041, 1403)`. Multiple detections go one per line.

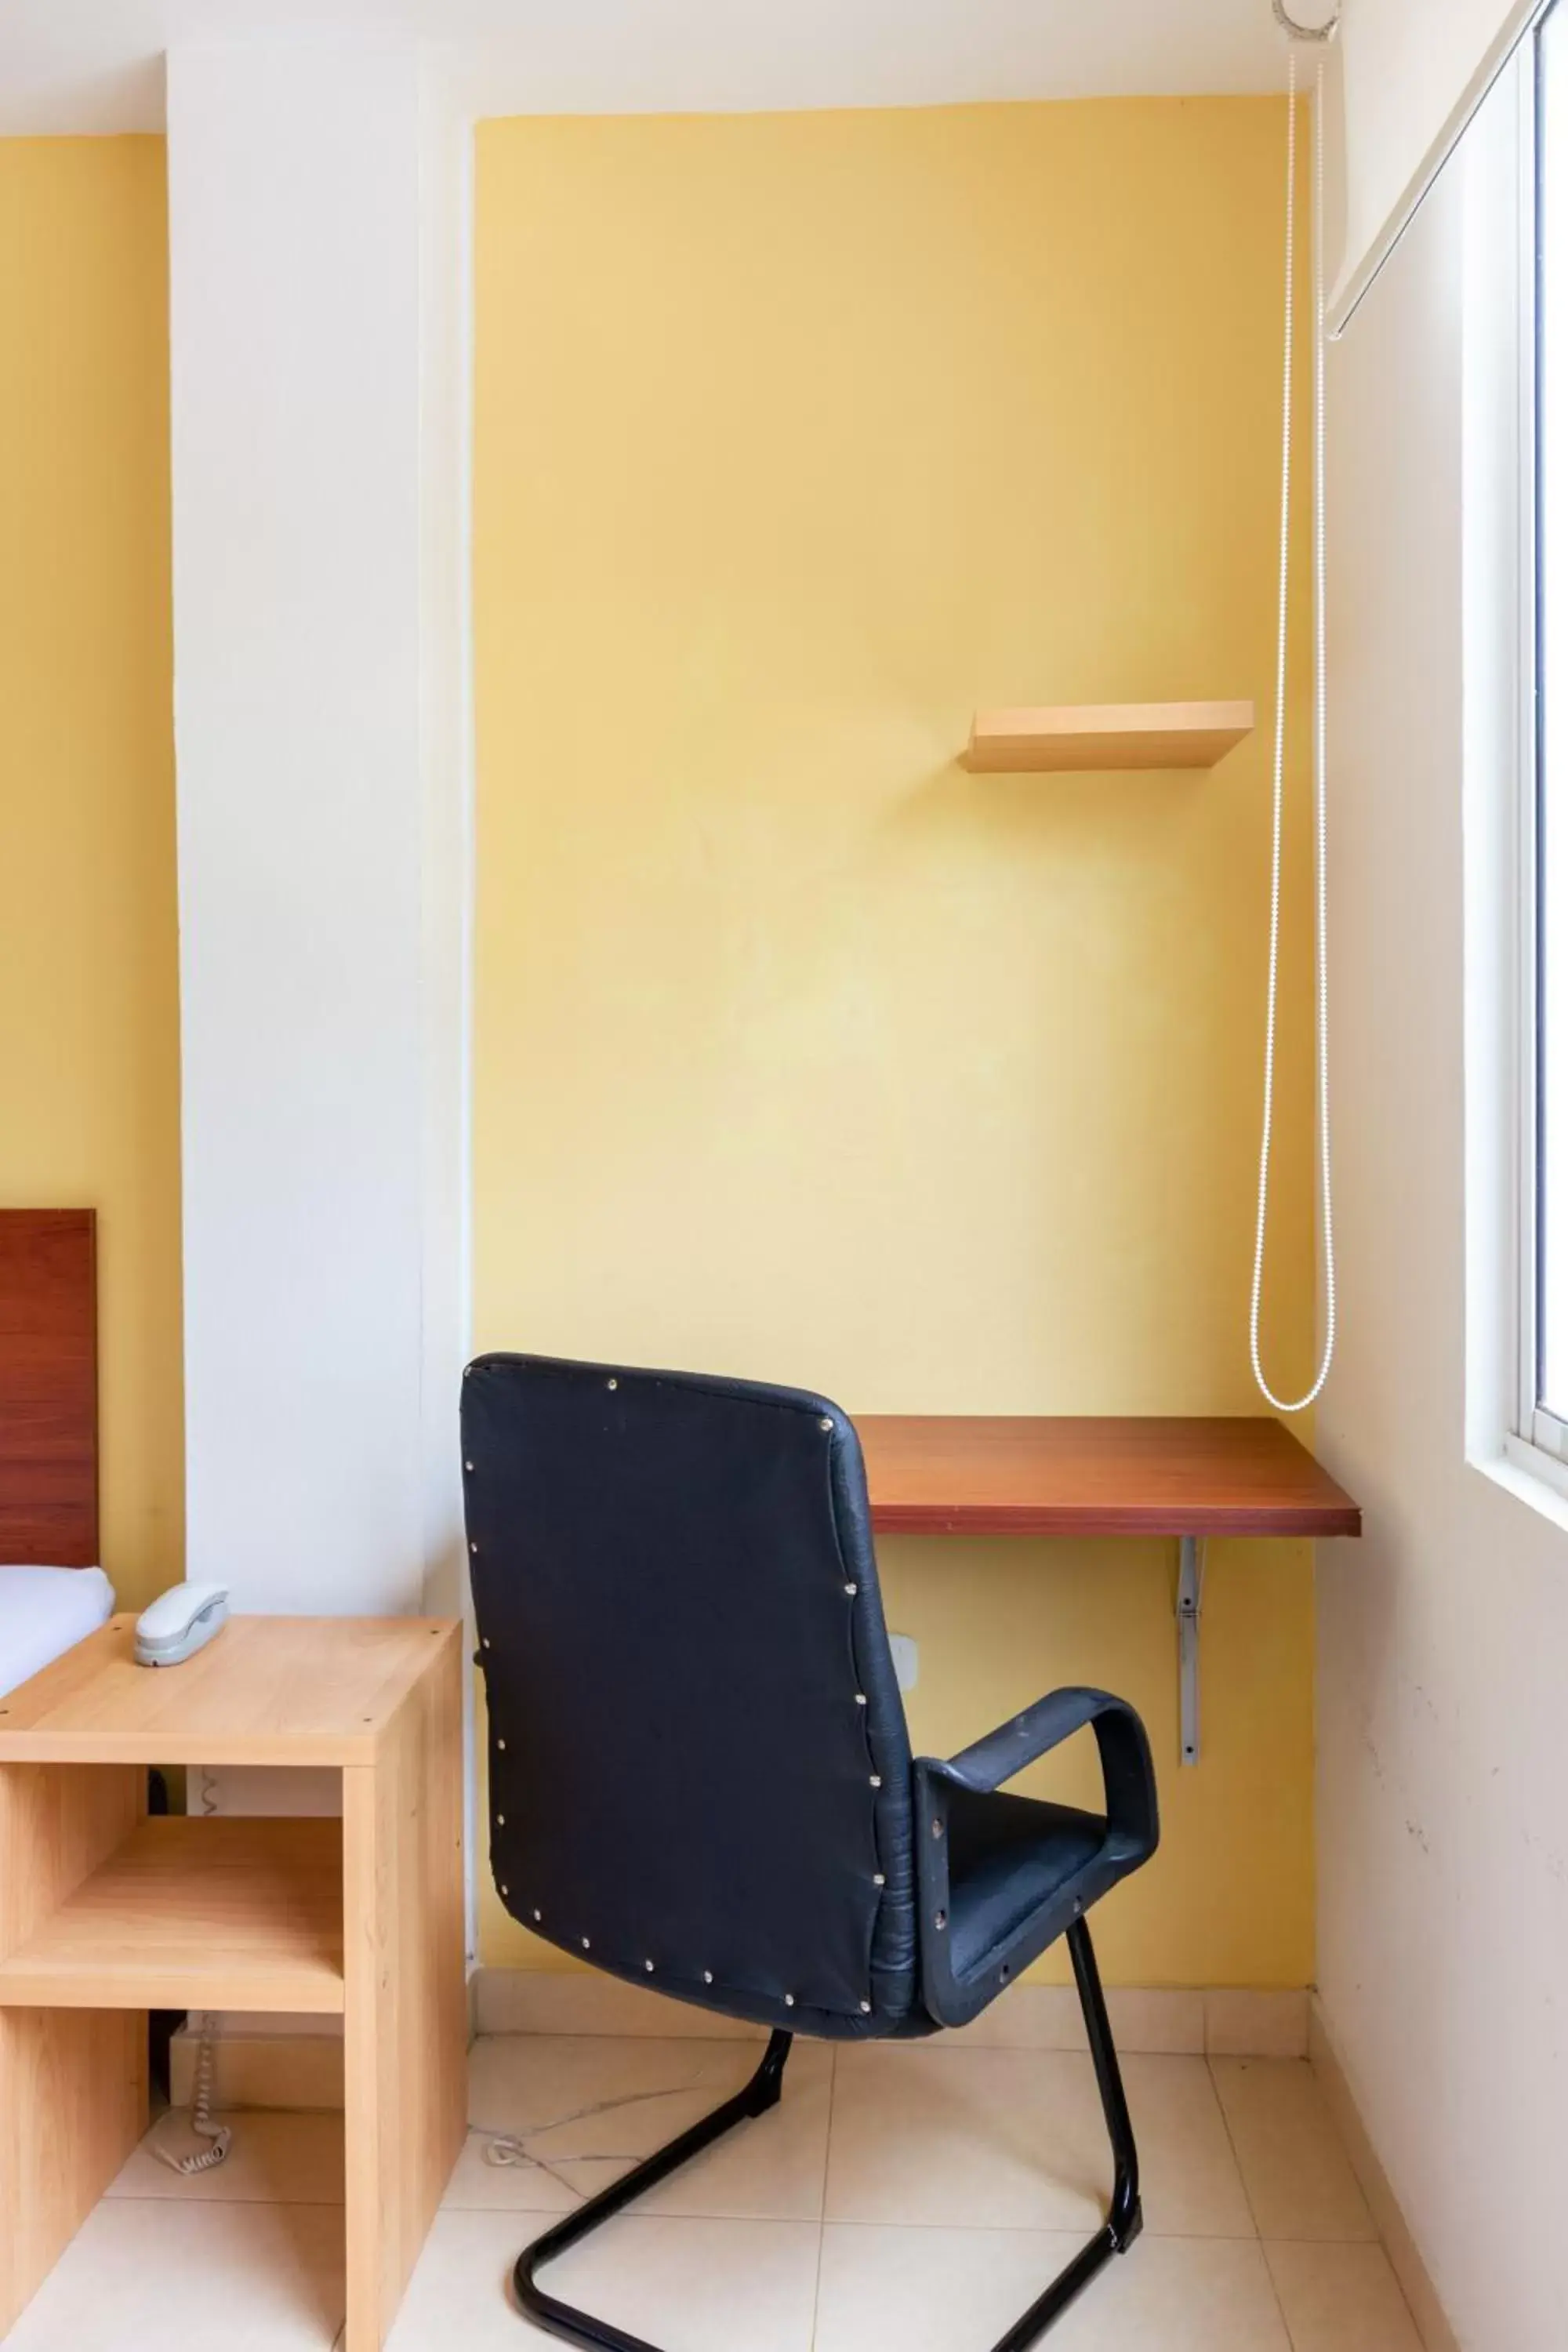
(1331, 0), (1547, 332)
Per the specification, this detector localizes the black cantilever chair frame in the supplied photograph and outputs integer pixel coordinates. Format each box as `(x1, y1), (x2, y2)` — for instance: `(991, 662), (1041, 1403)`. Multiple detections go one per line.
(461, 1353), (1160, 2352)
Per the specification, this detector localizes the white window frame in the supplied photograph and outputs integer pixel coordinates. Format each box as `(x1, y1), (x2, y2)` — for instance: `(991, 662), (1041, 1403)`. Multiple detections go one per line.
(1491, 13), (1568, 1500)
(1465, 33), (1568, 1512)
(1529, 1), (1568, 1467)
(1519, 20), (1549, 1459)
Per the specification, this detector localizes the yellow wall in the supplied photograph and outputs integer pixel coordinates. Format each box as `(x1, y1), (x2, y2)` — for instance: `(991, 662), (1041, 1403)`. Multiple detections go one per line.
(473, 100), (1317, 1985)
(0, 139), (183, 1611)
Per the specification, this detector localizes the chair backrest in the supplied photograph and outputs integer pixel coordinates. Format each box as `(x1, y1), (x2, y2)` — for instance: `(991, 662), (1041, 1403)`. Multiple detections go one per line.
(462, 1353), (916, 2038)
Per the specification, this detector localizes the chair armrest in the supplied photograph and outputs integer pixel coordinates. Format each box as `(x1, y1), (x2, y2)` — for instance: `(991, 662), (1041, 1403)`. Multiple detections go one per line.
(920, 1686), (1157, 1851)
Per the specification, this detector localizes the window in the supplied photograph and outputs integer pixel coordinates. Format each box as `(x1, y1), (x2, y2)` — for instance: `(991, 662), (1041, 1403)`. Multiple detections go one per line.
(1463, 16), (1568, 1500)
(1537, 0), (1568, 1456)
(1533, 0), (1568, 1459)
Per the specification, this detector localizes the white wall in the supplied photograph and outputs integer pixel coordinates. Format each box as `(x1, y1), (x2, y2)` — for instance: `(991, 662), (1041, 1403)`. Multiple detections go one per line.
(1319, 122), (1568, 2352)
(168, 40), (470, 1623)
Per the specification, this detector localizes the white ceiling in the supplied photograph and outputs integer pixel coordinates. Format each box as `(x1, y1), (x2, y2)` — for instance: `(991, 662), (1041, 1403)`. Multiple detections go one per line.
(0, 0), (1320, 137)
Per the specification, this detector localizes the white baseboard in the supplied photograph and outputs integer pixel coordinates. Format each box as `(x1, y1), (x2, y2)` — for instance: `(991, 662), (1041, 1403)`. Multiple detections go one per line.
(169, 1973), (1308, 2114)
(1308, 1998), (1458, 2352)
(471, 1968), (1308, 2057)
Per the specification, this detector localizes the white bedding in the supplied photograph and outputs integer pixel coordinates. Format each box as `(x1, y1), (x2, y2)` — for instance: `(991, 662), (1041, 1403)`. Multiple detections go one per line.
(0, 1564), (116, 1697)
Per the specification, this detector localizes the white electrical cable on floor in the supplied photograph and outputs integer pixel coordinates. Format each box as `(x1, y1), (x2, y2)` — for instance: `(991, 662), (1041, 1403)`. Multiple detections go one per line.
(482, 2077), (717, 2178)
(1250, 39), (1338, 1415)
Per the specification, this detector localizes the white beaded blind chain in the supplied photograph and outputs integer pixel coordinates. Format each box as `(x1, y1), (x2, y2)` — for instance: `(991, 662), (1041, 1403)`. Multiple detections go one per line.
(1250, 41), (1338, 1415)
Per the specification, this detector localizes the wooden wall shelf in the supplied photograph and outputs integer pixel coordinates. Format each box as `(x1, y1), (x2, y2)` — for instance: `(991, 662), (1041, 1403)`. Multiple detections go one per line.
(963, 700), (1255, 774)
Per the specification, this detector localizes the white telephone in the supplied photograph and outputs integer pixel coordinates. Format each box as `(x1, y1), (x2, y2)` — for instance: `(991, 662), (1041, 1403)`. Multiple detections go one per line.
(133, 1582), (230, 1668)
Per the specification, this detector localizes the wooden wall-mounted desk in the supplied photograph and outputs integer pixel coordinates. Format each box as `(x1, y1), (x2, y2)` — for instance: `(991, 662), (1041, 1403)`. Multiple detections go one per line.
(0, 1615), (466, 2351)
(855, 1415), (1361, 1765)
(858, 1414), (1360, 1539)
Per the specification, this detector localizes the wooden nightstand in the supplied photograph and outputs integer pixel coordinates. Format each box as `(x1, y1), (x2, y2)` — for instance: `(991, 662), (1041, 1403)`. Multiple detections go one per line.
(0, 1613), (467, 2350)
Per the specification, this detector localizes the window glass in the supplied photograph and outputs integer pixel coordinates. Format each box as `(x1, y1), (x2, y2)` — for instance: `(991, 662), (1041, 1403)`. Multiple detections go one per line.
(1537, 0), (1568, 1421)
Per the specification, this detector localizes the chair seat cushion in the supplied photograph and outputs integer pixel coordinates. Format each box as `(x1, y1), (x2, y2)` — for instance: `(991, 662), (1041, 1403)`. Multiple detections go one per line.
(944, 1785), (1109, 1980)
(0, 1566), (115, 1697)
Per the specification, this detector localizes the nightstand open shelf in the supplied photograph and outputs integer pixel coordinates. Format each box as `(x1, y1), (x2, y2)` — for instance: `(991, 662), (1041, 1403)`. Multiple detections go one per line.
(0, 1815), (344, 2012)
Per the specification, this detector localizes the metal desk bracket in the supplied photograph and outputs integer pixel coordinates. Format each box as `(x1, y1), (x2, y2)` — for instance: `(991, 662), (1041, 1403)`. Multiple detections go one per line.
(1176, 1537), (1203, 1767)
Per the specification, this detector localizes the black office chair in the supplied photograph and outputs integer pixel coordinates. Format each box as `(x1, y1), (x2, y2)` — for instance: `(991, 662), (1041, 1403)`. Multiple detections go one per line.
(462, 1353), (1160, 2352)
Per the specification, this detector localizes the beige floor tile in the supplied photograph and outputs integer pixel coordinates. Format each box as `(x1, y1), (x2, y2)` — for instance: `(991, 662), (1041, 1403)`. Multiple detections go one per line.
(1210, 2060), (1377, 2242)
(1123, 2056), (1258, 2238)
(815, 2225), (1290, 2352)
(382, 2207), (819, 2351)
(450, 2034), (832, 2219)
(2, 2199), (343, 2352)
(1265, 2240), (1425, 2351)
(824, 2046), (1251, 2237)
(104, 2109), (345, 2204)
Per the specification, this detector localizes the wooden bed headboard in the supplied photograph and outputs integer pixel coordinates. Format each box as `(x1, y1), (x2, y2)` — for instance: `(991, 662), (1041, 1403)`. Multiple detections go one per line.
(0, 1210), (98, 1566)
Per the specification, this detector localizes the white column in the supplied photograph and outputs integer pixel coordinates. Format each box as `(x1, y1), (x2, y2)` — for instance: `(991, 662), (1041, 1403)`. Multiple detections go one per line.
(166, 40), (470, 1621)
